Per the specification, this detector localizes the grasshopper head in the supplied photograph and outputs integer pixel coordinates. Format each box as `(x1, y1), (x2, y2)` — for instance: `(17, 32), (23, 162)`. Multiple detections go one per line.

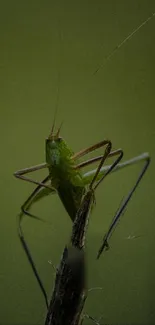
(46, 122), (63, 166)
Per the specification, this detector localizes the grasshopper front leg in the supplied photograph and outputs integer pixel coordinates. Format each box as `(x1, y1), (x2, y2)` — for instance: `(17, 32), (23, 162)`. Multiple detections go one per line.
(17, 175), (55, 309)
(14, 163), (56, 309)
(14, 162), (52, 189)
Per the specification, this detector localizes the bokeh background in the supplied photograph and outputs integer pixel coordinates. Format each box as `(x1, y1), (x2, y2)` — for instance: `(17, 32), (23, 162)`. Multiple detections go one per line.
(0, 0), (155, 324)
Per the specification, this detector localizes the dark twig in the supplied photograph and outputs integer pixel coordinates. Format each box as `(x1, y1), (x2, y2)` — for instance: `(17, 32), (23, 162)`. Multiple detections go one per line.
(45, 189), (94, 325)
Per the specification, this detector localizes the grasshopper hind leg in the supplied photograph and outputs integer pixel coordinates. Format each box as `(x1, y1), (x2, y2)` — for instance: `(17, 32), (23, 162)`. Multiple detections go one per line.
(97, 156), (150, 259)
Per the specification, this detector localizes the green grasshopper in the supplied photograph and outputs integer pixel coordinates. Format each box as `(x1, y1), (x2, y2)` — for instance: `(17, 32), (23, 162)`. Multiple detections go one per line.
(14, 123), (150, 308)
(15, 123), (124, 307)
(14, 13), (153, 309)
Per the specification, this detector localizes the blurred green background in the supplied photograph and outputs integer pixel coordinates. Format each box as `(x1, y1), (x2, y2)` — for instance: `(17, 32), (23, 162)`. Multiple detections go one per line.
(0, 0), (155, 324)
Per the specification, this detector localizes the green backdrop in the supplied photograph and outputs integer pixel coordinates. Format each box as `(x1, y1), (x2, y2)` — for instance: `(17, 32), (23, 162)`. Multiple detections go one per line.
(0, 1), (155, 324)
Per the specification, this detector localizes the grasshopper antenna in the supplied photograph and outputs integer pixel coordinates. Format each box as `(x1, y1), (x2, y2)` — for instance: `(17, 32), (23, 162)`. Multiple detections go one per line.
(56, 121), (63, 138)
(49, 30), (62, 137)
(93, 11), (155, 75)
(49, 72), (60, 137)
